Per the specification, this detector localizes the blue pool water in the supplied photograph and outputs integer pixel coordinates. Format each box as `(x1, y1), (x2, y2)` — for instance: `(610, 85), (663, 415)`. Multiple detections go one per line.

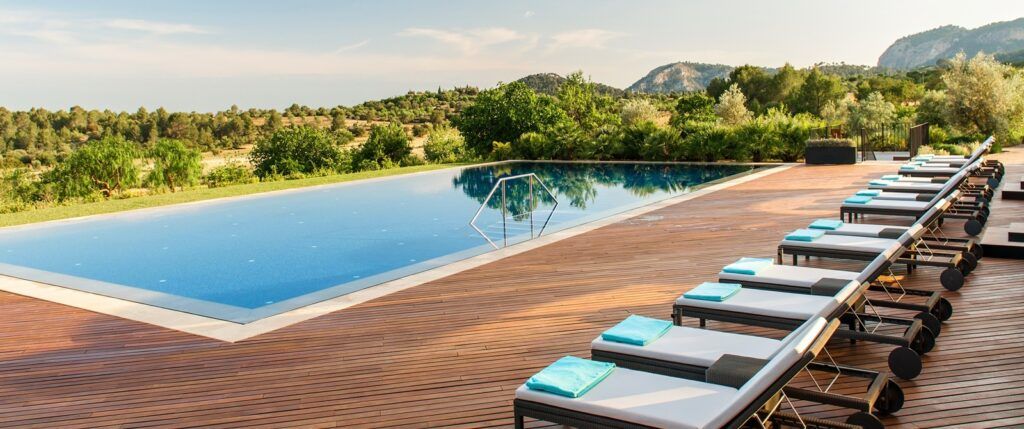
(0, 162), (760, 322)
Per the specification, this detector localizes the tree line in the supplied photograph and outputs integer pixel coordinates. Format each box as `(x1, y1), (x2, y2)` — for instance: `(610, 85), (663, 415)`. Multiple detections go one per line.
(1, 53), (1021, 214)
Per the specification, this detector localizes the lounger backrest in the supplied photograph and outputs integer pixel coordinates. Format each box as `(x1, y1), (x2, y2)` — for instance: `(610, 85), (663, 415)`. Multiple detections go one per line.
(915, 197), (952, 227)
(856, 242), (901, 283)
(705, 317), (828, 428)
(964, 136), (995, 164)
(929, 170), (969, 203)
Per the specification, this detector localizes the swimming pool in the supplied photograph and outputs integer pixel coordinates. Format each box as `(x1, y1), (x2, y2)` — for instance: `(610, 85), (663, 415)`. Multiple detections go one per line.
(0, 162), (761, 323)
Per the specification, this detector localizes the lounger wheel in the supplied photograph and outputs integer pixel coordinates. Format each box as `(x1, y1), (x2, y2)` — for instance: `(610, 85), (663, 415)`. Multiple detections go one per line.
(987, 177), (999, 188)
(961, 251), (978, 273)
(964, 218), (983, 236)
(931, 297), (953, 322)
(973, 244), (984, 260)
(940, 267), (964, 291)
(846, 411), (884, 429)
(914, 326), (936, 354)
(915, 312), (942, 337)
(888, 347), (922, 380)
(875, 380), (905, 415)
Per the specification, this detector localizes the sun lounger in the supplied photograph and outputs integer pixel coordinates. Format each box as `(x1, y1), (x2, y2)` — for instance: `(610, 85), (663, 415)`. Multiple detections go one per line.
(591, 318), (901, 426)
(672, 277), (933, 380)
(719, 240), (951, 334)
(778, 221), (969, 290)
(515, 318), (840, 429)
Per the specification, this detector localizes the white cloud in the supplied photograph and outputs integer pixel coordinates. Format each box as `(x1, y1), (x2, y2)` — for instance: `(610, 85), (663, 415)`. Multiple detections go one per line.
(103, 19), (208, 35)
(524, 10), (535, 18)
(398, 27), (526, 55)
(334, 39), (369, 53)
(548, 28), (624, 51)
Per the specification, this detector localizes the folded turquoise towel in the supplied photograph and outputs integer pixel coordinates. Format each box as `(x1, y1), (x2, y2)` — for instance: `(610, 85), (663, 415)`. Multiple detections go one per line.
(809, 219), (844, 230)
(601, 315), (672, 346)
(869, 179), (891, 186)
(785, 228), (826, 242)
(845, 195), (873, 204)
(857, 189), (881, 197)
(913, 155), (933, 161)
(526, 356), (615, 398)
(881, 174), (901, 181)
(721, 257), (774, 275)
(900, 165), (918, 171)
(685, 282), (742, 301)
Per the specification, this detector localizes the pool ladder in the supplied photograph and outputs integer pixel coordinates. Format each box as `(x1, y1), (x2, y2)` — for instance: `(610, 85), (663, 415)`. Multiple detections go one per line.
(469, 173), (558, 248)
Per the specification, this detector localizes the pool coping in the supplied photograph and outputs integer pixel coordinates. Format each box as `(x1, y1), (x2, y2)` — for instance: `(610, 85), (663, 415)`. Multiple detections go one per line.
(0, 163), (795, 342)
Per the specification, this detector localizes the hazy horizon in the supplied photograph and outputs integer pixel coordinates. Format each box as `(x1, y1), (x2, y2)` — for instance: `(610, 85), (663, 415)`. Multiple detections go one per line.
(2, 0), (1023, 112)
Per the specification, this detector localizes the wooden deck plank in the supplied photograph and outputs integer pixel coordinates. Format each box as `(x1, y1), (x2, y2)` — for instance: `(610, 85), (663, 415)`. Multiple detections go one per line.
(0, 157), (1021, 428)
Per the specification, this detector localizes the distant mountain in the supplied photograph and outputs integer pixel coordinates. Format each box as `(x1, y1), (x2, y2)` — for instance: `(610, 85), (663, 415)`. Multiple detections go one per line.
(515, 73), (624, 97)
(878, 18), (1024, 70)
(996, 48), (1024, 66)
(626, 62), (733, 93)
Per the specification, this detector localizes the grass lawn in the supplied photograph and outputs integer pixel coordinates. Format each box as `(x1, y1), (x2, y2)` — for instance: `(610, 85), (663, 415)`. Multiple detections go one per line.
(0, 164), (465, 228)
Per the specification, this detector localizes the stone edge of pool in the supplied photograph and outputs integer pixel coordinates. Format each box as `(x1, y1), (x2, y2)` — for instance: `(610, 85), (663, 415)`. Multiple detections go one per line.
(0, 163), (795, 343)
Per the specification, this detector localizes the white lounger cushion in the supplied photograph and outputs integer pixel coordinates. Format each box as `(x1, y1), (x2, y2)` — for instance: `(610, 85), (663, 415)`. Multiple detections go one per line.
(780, 234), (897, 254)
(675, 287), (834, 320)
(828, 223), (908, 238)
(591, 325), (782, 368)
(719, 264), (858, 288)
(515, 366), (739, 429)
(520, 319), (826, 428)
(871, 191), (927, 201)
(843, 199), (929, 211)
(869, 182), (944, 191)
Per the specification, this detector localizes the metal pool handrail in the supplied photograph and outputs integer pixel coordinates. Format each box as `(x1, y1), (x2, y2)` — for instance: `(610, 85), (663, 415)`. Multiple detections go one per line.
(469, 173), (559, 248)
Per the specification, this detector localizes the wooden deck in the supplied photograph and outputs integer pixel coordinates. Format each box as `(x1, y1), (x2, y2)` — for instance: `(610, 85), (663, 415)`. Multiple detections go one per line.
(0, 158), (1022, 428)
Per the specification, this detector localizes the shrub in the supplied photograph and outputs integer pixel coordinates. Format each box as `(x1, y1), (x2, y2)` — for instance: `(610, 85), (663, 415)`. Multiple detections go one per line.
(639, 126), (686, 161)
(353, 123), (412, 170)
(620, 99), (659, 126)
(203, 161), (256, 188)
(423, 126), (466, 163)
(250, 126), (345, 178)
(411, 123), (429, 137)
(806, 138), (856, 148)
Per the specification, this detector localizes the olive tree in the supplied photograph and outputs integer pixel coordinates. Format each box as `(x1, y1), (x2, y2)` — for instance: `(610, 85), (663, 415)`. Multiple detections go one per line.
(146, 139), (202, 192)
(45, 136), (140, 200)
(942, 52), (1024, 140)
(715, 84), (753, 126)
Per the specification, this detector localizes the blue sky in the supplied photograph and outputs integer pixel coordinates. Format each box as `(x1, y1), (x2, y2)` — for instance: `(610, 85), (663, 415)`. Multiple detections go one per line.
(2, 0), (1023, 111)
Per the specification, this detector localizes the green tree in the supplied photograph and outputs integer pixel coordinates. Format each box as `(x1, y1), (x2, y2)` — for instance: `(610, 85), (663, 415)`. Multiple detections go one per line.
(715, 84), (753, 126)
(45, 136), (140, 199)
(669, 92), (717, 129)
(452, 82), (566, 156)
(556, 71), (619, 133)
(941, 52), (1024, 140)
(915, 90), (948, 127)
(145, 139), (202, 192)
(330, 111), (347, 131)
(250, 126), (345, 178)
(789, 69), (845, 115)
(850, 92), (897, 129)
(423, 125), (466, 163)
(354, 123), (412, 169)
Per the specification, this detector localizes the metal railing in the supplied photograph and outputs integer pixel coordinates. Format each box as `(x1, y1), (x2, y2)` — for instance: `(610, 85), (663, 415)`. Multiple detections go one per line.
(469, 173), (558, 248)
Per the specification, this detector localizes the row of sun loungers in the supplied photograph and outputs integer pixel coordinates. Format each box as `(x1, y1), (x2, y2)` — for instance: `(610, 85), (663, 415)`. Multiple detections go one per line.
(512, 137), (1000, 428)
